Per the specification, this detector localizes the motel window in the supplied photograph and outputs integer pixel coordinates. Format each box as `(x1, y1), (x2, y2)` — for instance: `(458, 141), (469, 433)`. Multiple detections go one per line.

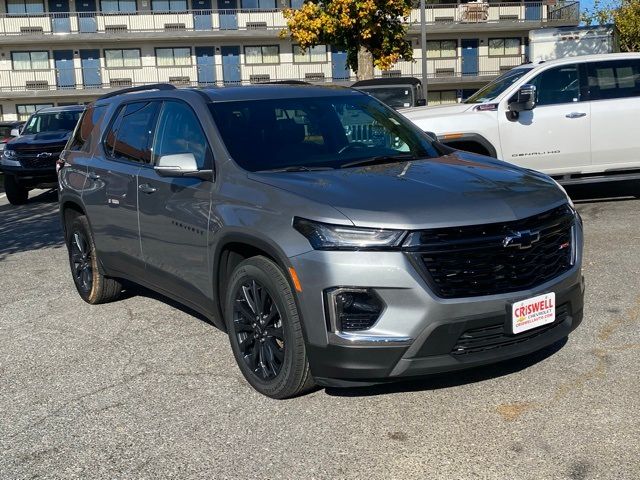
(293, 45), (327, 63)
(6, 0), (45, 13)
(427, 90), (458, 105)
(12, 51), (49, 70)
(488, 38), (521, 56)
(151, 0), (187, 11)
(244, 45), (279, 65)
(156, 47), (191, 66)
(100, 0), (137, 11)
(426, 40), (457, 59)
(16, 104), (54, 121)
(105, 49), (141, 68)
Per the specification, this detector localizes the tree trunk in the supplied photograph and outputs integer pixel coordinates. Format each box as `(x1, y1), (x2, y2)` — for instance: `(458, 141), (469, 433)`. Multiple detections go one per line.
(356, 47), (374, 81)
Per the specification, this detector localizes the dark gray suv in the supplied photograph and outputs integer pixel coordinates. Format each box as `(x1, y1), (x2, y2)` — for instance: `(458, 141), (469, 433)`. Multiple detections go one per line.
(58, 83), (584, 398)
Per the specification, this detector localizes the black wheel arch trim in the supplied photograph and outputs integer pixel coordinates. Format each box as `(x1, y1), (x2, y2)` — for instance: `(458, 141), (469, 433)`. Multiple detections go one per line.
(438, 133), (497, 159)
(212, 231), (304, 335)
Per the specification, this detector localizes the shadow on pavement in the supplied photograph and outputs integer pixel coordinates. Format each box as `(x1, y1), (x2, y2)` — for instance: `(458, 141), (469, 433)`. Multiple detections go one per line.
(324, 337), (567, 398)
(566, 180), (638, 203)
(0, 189), (63, 261)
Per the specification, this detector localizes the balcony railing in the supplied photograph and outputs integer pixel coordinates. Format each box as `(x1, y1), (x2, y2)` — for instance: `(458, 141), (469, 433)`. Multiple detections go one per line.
(0, 55), (525, 93)
(0, 2), (579, 36)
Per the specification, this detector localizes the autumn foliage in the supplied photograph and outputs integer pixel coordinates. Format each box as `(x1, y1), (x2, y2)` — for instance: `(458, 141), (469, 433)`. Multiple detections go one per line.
(281, 0), (414, 74)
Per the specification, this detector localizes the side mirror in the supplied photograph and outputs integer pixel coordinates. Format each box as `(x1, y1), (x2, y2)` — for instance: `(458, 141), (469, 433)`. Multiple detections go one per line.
(416, 98), (427, 107)
(10, 128), (21, 137)
(154, 153), (212, 180)
(508, 84), (537, 114)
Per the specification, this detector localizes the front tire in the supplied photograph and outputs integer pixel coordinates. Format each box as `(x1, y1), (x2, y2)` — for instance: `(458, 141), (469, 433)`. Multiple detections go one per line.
(225, 256), (315, 399)
(4, 174), (29, 205)
(67, 215), (122, 304)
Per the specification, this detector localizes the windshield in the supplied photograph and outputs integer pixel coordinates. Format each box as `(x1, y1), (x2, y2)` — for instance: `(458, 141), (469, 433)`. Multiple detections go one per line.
(464, 67), (533, 104)
(209, 94), (438, 172)
(358, 86), (414, 109)
(22, 111), (82, 135)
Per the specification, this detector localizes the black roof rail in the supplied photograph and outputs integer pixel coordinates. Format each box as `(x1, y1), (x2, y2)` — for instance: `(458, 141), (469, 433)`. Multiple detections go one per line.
(97, 83), (177, 101)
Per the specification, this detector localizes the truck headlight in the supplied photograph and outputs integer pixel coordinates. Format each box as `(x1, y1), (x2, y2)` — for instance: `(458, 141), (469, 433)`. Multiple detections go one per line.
(293, 217), (406, 250)
(1, 149), (20, 167)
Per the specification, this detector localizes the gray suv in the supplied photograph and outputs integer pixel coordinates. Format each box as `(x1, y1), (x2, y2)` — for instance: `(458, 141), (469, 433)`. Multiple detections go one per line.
(58, 83), (584, 398)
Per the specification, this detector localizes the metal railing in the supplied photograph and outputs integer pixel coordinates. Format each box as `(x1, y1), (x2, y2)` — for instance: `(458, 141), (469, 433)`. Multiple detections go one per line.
(0, 55), (526, 93)
(0, 2), (579, 36)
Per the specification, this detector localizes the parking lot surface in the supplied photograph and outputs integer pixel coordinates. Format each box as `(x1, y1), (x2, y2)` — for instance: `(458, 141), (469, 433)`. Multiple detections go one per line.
(0, 185), (639, 479)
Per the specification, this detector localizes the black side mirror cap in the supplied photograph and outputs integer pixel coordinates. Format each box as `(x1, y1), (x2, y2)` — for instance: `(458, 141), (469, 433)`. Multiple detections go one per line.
(416, 98), (427, 107)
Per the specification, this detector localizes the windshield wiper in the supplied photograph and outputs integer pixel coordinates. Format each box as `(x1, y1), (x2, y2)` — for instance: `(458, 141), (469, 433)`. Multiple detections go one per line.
(340, 154), (420, 169)
(257, 165), (334, 173)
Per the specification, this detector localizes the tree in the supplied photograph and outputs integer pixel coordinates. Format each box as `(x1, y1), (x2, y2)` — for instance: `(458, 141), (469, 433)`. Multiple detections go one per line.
(281, 0), (414, 80)
(582, 0), (640, 52)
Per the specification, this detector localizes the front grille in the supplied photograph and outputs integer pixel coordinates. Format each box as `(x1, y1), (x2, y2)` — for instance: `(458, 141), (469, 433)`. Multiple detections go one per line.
(408, 205), (575, 298)
(451, 304), (569, 356)
(14, 146), (62, 169)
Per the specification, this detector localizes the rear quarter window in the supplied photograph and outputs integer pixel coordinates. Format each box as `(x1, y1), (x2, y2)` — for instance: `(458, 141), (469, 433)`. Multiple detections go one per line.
(69, 105), (106, 152)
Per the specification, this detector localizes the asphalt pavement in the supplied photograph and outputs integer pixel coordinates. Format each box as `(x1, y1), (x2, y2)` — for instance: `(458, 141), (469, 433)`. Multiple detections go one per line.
(0, 184), (638, 479)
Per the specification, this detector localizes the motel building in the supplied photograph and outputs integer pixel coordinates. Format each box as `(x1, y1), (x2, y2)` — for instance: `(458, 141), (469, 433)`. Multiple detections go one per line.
(0, 0), (579, 121)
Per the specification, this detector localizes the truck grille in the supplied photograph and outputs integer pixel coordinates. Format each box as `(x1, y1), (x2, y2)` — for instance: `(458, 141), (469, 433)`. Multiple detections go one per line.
(451, 304), (569, 355)
(14, 146), (62, 169)
(407, 205), (576, 298)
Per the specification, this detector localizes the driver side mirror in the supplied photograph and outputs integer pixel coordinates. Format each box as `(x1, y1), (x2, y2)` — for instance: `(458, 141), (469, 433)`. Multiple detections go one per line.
(508, 84), (537, 115)
(154, 153), (212, 180)
(416, 98), (427, 107)
(10, 128), (21, 137)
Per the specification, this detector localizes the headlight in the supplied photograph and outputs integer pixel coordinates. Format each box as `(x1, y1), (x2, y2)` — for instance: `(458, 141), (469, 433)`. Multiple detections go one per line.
(0, 148), (20, 167)
(293, 217), (406, 250)
(2, 149), (16, 159)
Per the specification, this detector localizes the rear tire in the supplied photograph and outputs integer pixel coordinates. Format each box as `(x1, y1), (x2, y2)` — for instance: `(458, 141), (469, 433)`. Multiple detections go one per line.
(4, 174), (29, 205)
(67, 215), (122, 304)
(224, 256), (315, 399)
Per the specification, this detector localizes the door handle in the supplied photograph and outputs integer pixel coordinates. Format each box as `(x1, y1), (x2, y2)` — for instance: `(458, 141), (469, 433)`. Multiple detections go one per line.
(138, 183), (157, 194)
(88, 172), (100, 180)
(565, 112), (587, 119)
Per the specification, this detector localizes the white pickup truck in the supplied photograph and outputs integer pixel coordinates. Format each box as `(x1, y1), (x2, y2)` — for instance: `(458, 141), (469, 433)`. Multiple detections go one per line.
(402, 53), (640, 185)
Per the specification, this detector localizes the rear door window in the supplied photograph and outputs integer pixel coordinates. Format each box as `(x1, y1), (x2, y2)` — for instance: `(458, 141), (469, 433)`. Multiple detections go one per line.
(104, 101), (160, 163)
(587, 59), (640, 100)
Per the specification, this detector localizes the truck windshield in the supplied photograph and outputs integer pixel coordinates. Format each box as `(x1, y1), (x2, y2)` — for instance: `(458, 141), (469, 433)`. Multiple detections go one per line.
(209, 94), (438, 172)
(358, 87), (414, 109)
(22, 111), (82, 135)
(464, 67), (533, 104)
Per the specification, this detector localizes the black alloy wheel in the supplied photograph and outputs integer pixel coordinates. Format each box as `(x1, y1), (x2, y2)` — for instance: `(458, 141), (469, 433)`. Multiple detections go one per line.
(70, 230), (93, 294)
(232, 279), (285, 380)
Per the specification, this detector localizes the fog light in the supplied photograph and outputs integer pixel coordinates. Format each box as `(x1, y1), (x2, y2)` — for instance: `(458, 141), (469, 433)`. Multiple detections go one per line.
(326, 288), (385, 332)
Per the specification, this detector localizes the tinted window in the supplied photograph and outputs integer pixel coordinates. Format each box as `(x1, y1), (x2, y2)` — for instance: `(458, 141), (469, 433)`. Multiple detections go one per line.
(587, 59), (640, 100)
(69, 105), (106, 151)
(152, 101), (212, 169)
(105, 102), (159, 163)
(530, 64), (581, 106)
(360, 87), (413, 109)
(209, 95), (438, 172)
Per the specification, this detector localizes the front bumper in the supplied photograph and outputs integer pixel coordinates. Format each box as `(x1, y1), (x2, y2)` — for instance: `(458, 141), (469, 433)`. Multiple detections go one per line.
(0, 163), (57, 185)
(289, 225), (585, 387)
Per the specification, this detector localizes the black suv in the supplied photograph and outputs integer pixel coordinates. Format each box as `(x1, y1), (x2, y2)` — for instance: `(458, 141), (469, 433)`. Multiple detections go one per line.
(1, 105), (83, 205)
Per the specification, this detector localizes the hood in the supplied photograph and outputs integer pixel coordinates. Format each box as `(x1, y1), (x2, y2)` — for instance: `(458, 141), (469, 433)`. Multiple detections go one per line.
(400, 103), (473, 121)
(248, 152), (567, 230)
(7, 130), (71, 150)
